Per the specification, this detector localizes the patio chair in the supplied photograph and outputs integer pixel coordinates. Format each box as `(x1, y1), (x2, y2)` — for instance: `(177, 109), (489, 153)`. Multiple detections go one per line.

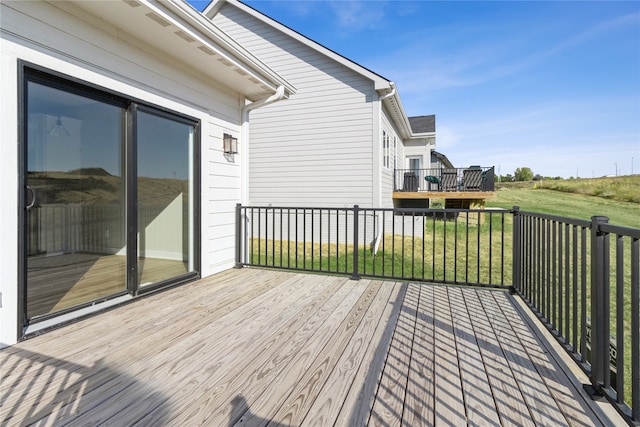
(403, 172), (418, 192)
(441, 169), (458, 191)
(463, 168), (483, 191)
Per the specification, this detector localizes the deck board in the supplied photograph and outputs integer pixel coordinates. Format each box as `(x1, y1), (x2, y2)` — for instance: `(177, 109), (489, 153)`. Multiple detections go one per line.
(0, 269), (619, 426)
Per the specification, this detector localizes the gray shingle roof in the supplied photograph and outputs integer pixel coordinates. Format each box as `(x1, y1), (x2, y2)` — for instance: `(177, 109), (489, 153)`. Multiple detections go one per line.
(408, 115), (435, 134)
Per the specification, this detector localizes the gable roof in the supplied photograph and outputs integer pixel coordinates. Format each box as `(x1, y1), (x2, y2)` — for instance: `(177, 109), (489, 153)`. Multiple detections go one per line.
(204, 0), (392, 91)
(408, 115), (436, 134)
(204, 0), (422, 139)
(71, 0), (295, 101)
(432, 151), (454, 169)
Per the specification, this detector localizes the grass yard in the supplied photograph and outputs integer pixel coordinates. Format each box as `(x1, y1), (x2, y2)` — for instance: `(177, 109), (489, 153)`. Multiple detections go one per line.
(490, 176), (640, 228)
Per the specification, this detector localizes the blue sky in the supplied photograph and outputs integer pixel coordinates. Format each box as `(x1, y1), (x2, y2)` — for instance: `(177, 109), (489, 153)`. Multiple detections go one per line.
(189, 1), (640, 179)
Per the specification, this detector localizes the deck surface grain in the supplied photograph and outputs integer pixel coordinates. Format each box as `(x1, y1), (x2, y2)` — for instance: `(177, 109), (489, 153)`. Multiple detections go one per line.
(0, 269), (614, 426)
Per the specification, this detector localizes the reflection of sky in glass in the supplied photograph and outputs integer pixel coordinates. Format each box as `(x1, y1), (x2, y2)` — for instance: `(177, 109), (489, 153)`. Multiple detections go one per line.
(27, 82), (123, 176)
(137, 111), (191, 180)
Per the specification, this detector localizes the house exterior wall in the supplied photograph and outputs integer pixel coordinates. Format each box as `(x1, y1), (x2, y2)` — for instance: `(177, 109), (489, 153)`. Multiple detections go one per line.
(380, 109), (404, 208)
(0, 1), (247, 346)
(212, 5), (377, 208)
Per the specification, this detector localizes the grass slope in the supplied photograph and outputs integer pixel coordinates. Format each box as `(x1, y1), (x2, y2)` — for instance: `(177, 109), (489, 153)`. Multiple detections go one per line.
(487, 179), (640, 229)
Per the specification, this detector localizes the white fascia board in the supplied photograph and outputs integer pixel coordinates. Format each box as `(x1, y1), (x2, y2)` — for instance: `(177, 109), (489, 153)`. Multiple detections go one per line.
(205, 0), (391, 91)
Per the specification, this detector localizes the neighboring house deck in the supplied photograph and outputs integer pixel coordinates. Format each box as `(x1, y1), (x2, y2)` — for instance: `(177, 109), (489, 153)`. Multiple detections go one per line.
(0, 269), (621, 426)
(393, 166), (497, 210)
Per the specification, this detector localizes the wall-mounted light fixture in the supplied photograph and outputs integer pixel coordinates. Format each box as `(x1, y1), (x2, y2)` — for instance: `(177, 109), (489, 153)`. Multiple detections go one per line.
(223, 133), (238, 154)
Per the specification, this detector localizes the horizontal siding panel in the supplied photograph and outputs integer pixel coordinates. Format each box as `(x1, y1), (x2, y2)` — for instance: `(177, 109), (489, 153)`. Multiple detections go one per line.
(215, 5), (376, 208)
(248, 127), (369, 143)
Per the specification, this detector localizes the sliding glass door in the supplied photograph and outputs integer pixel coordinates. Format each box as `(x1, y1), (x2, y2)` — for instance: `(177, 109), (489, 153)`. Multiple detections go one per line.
(22, 66), (198, 324)
(136, 110), (195, 287)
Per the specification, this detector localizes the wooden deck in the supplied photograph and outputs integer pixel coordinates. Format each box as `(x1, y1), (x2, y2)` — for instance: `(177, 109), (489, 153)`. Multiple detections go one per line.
(0, 269), (620, 426)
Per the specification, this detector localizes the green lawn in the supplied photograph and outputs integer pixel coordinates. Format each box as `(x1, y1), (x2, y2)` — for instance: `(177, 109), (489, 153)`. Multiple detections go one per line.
(487, 184), (640, 229)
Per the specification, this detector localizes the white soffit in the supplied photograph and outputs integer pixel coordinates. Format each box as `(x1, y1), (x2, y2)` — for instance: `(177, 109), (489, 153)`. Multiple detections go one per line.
(70, 0), (294, 101)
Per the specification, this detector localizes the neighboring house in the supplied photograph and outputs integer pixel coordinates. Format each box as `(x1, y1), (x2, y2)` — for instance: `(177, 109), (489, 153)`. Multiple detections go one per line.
(0, 0), (294, 346)
(431, 150), (455, 170)
(405, 114), (437, 183)
(204, 0), (436, 211)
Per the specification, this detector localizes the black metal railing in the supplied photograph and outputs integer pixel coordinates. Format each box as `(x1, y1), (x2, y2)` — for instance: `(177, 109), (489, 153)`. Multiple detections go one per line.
(236, 204), (640, 424)
(394, 166), (495, 192)
(513, 208), (640, 424)
(236, 205), (511, 288)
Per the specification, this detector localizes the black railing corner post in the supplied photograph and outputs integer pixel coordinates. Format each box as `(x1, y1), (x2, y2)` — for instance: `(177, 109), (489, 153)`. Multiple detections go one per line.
(235, 203), (243, 269)
(351, 205), (361, 280)
(590, 215), (610, 390)
(511, 206), (521, 293)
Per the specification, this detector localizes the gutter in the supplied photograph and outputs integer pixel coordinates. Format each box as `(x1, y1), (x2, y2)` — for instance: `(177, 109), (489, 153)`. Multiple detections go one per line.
(378, 81), (396, 102)
(372, 82), (397, 255)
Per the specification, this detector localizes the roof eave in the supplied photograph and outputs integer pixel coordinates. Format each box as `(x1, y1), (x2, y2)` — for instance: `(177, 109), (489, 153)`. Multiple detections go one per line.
(206, 0), (391, 92)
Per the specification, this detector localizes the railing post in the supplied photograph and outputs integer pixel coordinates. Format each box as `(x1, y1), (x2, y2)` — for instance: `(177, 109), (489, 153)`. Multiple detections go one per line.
(511, 206), (521, 293)
(235, 203), (243, 268)
(590, 215), (609, 391)
(351, 205), (361, 280)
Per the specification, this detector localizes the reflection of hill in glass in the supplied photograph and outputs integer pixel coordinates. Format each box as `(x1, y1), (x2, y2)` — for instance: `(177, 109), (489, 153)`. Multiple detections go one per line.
(137, 176), (188, 206)
(28, 169), (187, 206)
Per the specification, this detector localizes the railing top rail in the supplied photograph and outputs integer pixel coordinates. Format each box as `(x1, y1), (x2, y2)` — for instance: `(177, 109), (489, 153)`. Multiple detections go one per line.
(600, 223), (640, 239)
(516, 210), (592, 228)
(239, 205), (507, 215)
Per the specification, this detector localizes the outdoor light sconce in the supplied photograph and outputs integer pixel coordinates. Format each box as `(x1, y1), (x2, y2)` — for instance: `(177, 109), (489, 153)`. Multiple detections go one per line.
(223, 133), (238, 154)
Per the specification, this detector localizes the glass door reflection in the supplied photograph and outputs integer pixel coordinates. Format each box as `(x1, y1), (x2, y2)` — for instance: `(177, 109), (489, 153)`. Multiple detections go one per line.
(136, 110), (194, 287)
(26, 81), (127, 319)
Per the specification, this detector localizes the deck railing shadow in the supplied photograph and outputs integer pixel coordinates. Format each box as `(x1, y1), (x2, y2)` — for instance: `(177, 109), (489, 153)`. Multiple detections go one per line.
(0, 348), (169, 425)
(236, 204), (640, 425)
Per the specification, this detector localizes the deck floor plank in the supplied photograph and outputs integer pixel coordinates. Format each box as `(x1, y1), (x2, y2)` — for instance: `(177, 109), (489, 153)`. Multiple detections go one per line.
(332, 282), (407, 427)
(301, 280), (397, 427)
(231, 279), (379, 426)
(369, 282), (420, 426)
(0, 270), (618, 427)
(135, 275), (353, 426)
(433, 286), (467, 426)
(477, 289), (573, 426)
(463, 289), (535, 427)
(449, 287), (502, 426)
(401, 281), (436, 426)
(497, 292), (606, 427)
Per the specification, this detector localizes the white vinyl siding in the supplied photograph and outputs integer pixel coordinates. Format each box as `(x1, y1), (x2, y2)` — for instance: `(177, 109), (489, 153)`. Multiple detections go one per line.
(214, 6), (376, 208)
(379, 110), (404, 209)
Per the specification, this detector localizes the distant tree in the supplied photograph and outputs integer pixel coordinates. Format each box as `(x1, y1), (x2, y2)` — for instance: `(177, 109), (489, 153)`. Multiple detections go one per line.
(514, 167), (534, 181)
(504, 174), (514, 182)
(533, 174), (543, 181)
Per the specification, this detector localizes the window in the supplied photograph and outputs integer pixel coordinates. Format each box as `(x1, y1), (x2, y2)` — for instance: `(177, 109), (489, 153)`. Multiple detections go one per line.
(22, 65), (199, 322)
(393, 137), (397, 170)
(383, 131), (390, 169)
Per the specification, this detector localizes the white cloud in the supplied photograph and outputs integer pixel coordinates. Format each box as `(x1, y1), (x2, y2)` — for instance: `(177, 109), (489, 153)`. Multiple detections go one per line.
(328, 1), (389, 31)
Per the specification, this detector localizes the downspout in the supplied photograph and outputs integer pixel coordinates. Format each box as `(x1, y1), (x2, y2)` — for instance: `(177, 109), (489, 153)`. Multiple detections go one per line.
(372, 82), (396, 255)
(240, 85), (286, 205)
(239, 86), (286, 263)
